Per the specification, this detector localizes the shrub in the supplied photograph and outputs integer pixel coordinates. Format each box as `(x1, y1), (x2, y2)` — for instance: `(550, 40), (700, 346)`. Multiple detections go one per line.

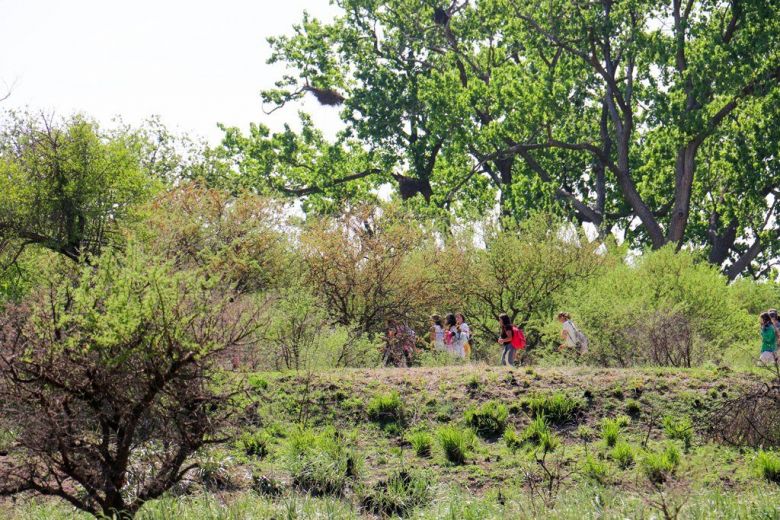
(520, 417), (559, 453)
(663, 415), (693, 451)
(360, 469), (433, 518)
(406, 430), (433, 458)
(641, 444), (681, 484)
(286, 428), (362, 496)
(367, 392), (406, 427)
(464, 401), (509, 437)
(525, 392), (582, 425)
(756, 451), (780, 484)
(611, 442), (635, 469)
(563, 246), (752, 368)
(236, 430), (270, 459)
(0, 243), (261, 519)
(437, 426), (475, 465)
(600, 418), (622, 448)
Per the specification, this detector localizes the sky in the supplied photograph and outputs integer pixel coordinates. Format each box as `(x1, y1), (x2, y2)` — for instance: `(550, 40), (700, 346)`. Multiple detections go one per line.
(0, 0), (343, 144)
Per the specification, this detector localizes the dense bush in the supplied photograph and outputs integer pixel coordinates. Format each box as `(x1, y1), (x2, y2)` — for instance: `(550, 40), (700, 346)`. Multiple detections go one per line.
(0, 243), (260, 519)
(286, 428), (362, 496)
(464, 401), (509, 437)
(562, 247), (752, 367)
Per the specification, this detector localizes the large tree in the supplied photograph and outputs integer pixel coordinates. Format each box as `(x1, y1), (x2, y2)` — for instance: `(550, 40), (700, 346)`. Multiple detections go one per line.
(248, 0), (779, 278)
(0, 112), (157, 264)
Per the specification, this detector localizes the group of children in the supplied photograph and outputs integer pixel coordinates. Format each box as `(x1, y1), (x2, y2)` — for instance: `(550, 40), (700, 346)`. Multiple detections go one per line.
(759, 309), (780, 365)
(426, 311), (587, 367)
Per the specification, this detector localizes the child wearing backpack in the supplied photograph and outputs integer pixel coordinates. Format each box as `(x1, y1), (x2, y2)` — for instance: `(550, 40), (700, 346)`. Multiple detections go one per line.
(498, 313), (526, 366)
(759, 312), (777, 365)
(558, 312), (588, 355)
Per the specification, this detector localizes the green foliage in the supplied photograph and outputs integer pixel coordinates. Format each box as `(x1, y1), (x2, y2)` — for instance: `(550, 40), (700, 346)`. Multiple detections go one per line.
(0, 112), (157, 264)
(367, 392), (405, 427)
(236, 430), (269, 459)
(582, 455), (608, 484)
(406, 430), (433, 458)
(286, 428), (362, 496)
(563, 247), (752, 367)
(600, 418), (622, 448)
(641, 444), (682, 484)
(663, 415), (694, 451)
(503, 428), (523, 453)
(520, 417), (559, 453)
(359, 469), (433, 518)
(464, 400), (509, 437)
(756, 451), (780, 484)
(436, 426), (475, 465)
(525, 392), (582, 425)
(610, 442), (635, 469)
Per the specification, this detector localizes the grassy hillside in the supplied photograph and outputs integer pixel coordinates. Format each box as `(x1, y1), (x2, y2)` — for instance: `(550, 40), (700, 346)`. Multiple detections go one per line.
(5, 365), (780, 519)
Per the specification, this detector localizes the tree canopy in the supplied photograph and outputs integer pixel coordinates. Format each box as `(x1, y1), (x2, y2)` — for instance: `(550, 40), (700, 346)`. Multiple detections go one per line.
(217, 0), (779, 279)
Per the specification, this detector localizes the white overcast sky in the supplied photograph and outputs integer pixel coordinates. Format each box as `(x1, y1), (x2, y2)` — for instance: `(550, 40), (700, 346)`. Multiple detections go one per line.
(0, 0), (343, 144)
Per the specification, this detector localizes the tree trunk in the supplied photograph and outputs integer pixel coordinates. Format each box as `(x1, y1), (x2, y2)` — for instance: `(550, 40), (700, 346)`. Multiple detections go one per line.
(667, 139), (702, 245)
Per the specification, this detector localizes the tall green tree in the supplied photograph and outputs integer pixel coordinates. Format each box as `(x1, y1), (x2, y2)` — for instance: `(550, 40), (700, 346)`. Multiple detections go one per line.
(254, 0), (779, 277)
(0, 112), (158, 264)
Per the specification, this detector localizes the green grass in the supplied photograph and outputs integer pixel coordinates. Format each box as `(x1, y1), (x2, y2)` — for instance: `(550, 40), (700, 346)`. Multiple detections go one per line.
(641, 443), (681, 484)
(600, 417), (622, 448)
(286, 427), (362, 496)
(366, 391), (405, 426)
(464, 400), (508, 437)
(359, 468), (433, 517)
(756, 451), (780, 483)
(436, 425), (475, 465)
(610, 441), (635, 469)
(525, 392), (582, 425)
(663, 414), (694, 451)
(406, 429), (433, 458)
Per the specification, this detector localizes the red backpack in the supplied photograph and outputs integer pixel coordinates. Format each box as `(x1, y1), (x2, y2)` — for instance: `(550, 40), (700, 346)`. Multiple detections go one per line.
(510, 326), (526, 350)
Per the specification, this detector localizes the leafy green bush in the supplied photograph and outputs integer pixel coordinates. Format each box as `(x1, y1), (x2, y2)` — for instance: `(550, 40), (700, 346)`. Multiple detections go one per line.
(525, 392), (582, 425)
(464, 401), (509, 437)
(601, 418), (621, 448)
(437, 426), (475, 465)
(611, 442), (635, 469)
(561, 246), (752, 367)
(236, 430), (269, 459)
(406, 430), (433, 458)
(663, 415), (693, 451)
(756, 451), (780, 484)
(367, 392), (405, 426)
(641, 444), (681, 484)
(360, 469), (433, 518)
(286, 428), (362, 496)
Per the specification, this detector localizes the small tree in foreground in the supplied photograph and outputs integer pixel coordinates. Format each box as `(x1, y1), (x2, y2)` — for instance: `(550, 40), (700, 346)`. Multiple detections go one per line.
(0, 245), (262, 519)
